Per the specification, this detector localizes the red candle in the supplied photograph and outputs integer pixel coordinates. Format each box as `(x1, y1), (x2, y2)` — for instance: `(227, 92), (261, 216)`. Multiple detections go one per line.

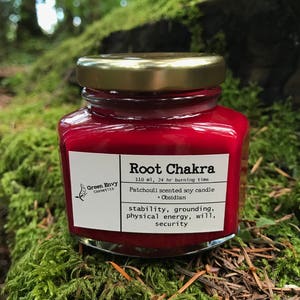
(58, 53), (249, 257)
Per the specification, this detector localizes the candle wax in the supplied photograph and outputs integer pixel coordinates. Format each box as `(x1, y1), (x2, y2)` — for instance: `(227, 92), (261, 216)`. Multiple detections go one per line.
(58, 100), (249, 251)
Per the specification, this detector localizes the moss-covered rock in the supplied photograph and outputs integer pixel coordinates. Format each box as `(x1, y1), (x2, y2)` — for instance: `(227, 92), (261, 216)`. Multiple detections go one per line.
(1, 0), (300, 299)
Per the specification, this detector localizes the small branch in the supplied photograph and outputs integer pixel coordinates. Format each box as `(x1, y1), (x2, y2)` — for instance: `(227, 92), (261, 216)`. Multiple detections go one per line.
(241, 246), (263, 290)
(108, 261), (132, 281)
(250, 156), (263, 174)
(168, 270), (206, 300)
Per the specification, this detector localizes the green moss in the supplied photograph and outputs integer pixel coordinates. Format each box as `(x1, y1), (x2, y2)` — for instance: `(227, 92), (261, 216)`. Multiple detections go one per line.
(1, 74), (299, 299)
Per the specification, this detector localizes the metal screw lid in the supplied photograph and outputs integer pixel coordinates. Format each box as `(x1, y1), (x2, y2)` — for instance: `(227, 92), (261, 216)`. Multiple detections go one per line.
(76, 53), (225, 92)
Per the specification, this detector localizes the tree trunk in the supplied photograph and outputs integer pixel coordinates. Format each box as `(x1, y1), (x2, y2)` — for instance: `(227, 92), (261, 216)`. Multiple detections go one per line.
(16, 0), (43, 42)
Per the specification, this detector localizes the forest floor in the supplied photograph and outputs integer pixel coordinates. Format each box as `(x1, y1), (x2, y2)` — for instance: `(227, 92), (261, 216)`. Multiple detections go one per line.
(0, 66), (25, 108)
(0, 63), (299, 299)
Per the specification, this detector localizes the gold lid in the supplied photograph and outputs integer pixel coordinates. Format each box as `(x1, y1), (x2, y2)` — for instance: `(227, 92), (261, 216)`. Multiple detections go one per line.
(76, 53), (225, 91)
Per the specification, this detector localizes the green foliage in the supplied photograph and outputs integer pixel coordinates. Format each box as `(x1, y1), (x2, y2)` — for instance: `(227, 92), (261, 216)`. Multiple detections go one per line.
(205, 31), (227, 56)
(251, 101), (300, 175)
(271, 236), (300, 286)
(1, 73), (299, 299)
(220, 72), (263, 122)
(5, 233), (84, 299)
(221, 73), (300, 221)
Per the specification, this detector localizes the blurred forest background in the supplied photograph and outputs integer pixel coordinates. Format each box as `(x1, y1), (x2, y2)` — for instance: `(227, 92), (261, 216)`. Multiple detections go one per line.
(1, 0), (300, 104)
(0, 0), (125, 62)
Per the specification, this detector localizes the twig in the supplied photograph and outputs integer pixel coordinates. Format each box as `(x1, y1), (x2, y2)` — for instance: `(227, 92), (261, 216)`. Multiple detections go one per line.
(168, 270), (206, 300)
(275, 213), (294, 223)
(222, 249), (242, 257)
(245, 247), (275, 253)
(248, 253), (274, 259)
(241, 246), (263, 290)
(274, 167), (294, 179)
(254, 126), (268, 136)
(263, 268), (274, 299)
(289, 223), (300, 233)
(269, 188), (292, 198)
(125, 265), (156, 296)
(272, 287), (300, 293)
(124, 265), (143, 276)
(254, 232), (282, 250)
(174, 265), (226, 294)
(250, 156), (263, 174)
(108, 261), (132, 281)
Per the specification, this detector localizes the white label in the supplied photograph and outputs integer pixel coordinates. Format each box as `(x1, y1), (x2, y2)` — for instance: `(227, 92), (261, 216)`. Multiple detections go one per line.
(69, 152), (229, 234)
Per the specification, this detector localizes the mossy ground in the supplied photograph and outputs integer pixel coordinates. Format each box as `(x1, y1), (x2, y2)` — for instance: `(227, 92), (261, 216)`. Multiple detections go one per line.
(0, 1), (299, 299)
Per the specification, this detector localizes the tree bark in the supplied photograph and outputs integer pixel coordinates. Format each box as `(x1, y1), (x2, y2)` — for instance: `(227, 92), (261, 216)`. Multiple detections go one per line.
(16, 0), (43, 42)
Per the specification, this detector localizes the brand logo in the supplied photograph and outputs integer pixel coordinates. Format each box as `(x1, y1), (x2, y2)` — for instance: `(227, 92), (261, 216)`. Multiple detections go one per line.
(75, 181), (118, 201)
(75, 184), (87, 201)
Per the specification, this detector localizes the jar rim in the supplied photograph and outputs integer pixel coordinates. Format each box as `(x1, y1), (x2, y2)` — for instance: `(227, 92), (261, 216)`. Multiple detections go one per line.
(76, 52), (225, 92)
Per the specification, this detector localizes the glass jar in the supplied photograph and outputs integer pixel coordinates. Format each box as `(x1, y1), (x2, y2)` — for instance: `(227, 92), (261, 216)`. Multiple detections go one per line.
(58, 53), (249, 257)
